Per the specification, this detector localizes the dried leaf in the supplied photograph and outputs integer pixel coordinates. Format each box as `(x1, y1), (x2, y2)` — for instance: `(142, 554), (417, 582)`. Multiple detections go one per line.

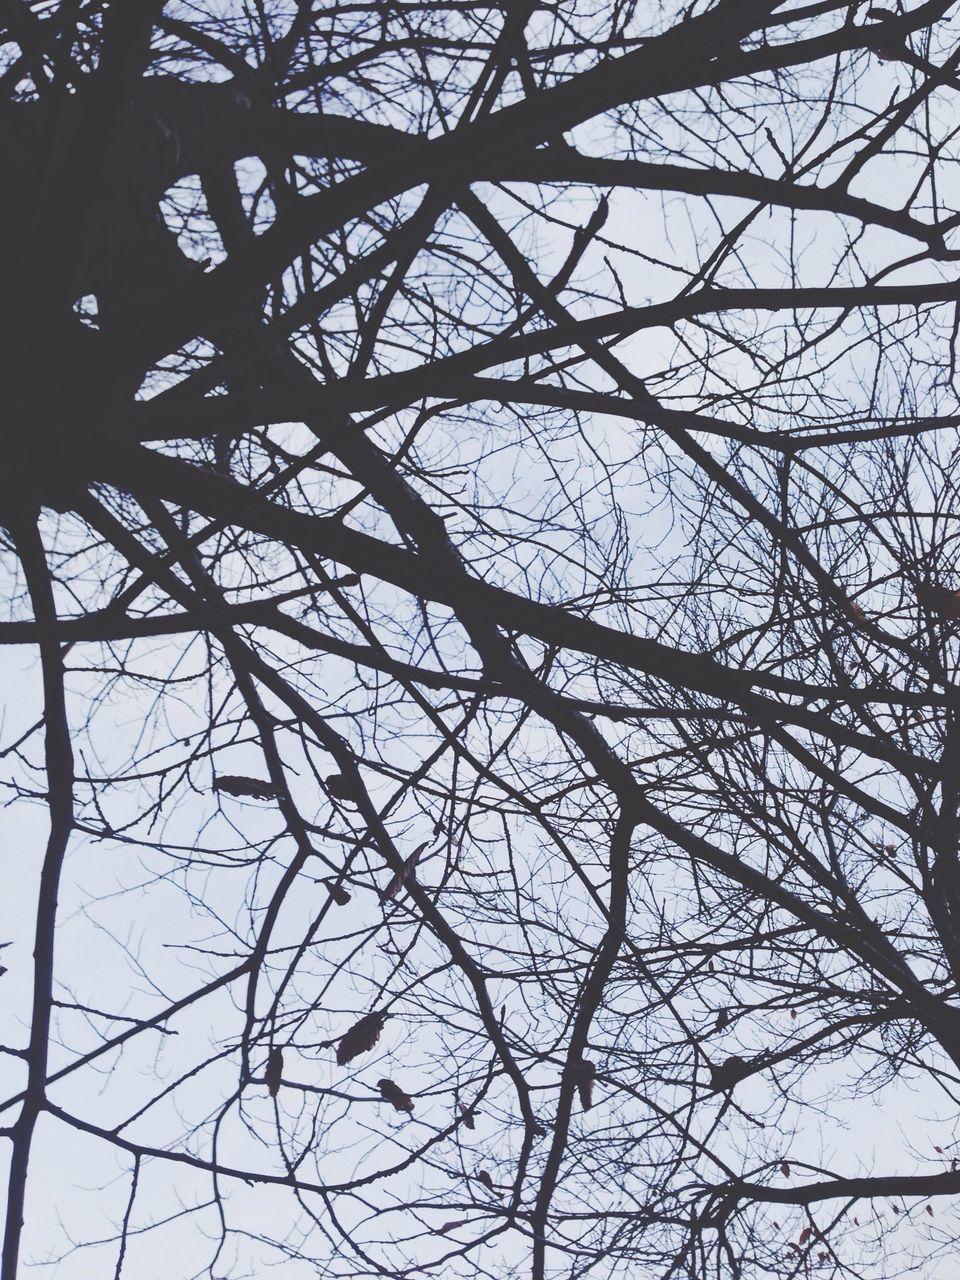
(917, 583), (960, 620)
(790, 1009), (797, 1020)
(798, 1227), (812, 1246)
(323, 878), (351, 906)
(780, 1161), (790, 1178)
(572, 1058), (596, 1111)
(381, 842), (428, 903)
(377, 1077), (414, 1113)
(710, 1054), (747, 1090)
(842, 598), (868, 627)
(326, 773), (359, 802)
(214, 775), (279, 800)
(458, 1101), (476, 1130)
(437, 1220), (468, 1235)
(265, 1047), (283, 1098)
(926, 1204), (934, 1216)
(337, 1011), (386, 1066)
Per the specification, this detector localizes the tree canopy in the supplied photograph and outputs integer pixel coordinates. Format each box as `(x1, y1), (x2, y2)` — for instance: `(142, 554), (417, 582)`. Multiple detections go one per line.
(3, 2), (960, 1277)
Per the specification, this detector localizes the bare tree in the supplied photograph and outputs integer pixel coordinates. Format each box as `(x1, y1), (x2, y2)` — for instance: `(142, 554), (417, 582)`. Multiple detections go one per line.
(2, 1), (960, 1277)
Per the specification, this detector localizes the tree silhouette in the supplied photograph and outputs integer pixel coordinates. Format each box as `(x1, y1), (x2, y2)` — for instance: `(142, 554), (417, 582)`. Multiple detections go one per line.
(2, 2), (960, 1277)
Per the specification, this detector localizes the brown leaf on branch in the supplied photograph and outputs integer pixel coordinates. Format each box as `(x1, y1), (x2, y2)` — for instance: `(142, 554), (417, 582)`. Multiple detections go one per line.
(337, 1011), (386, 1065)
(381, 842), (428, 903)
(457, 1101), (476, 1130)
(571, 1058), (596, 1111)
(916, 583), (960, 621)
(842, 598), (869, 627)
(326, 773), (360, 802)
(709, 1054), (748, 1091)
(265, 1047), (283, 1098)
(377, 1077), (414, 1112)
(323, 877), (351, 906)
(213, 775), (279, 800)
(437, 1219), (469, 1234)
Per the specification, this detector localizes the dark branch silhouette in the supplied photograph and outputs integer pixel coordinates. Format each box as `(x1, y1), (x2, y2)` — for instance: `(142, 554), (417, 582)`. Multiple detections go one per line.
(2, 2), (960, 1277)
